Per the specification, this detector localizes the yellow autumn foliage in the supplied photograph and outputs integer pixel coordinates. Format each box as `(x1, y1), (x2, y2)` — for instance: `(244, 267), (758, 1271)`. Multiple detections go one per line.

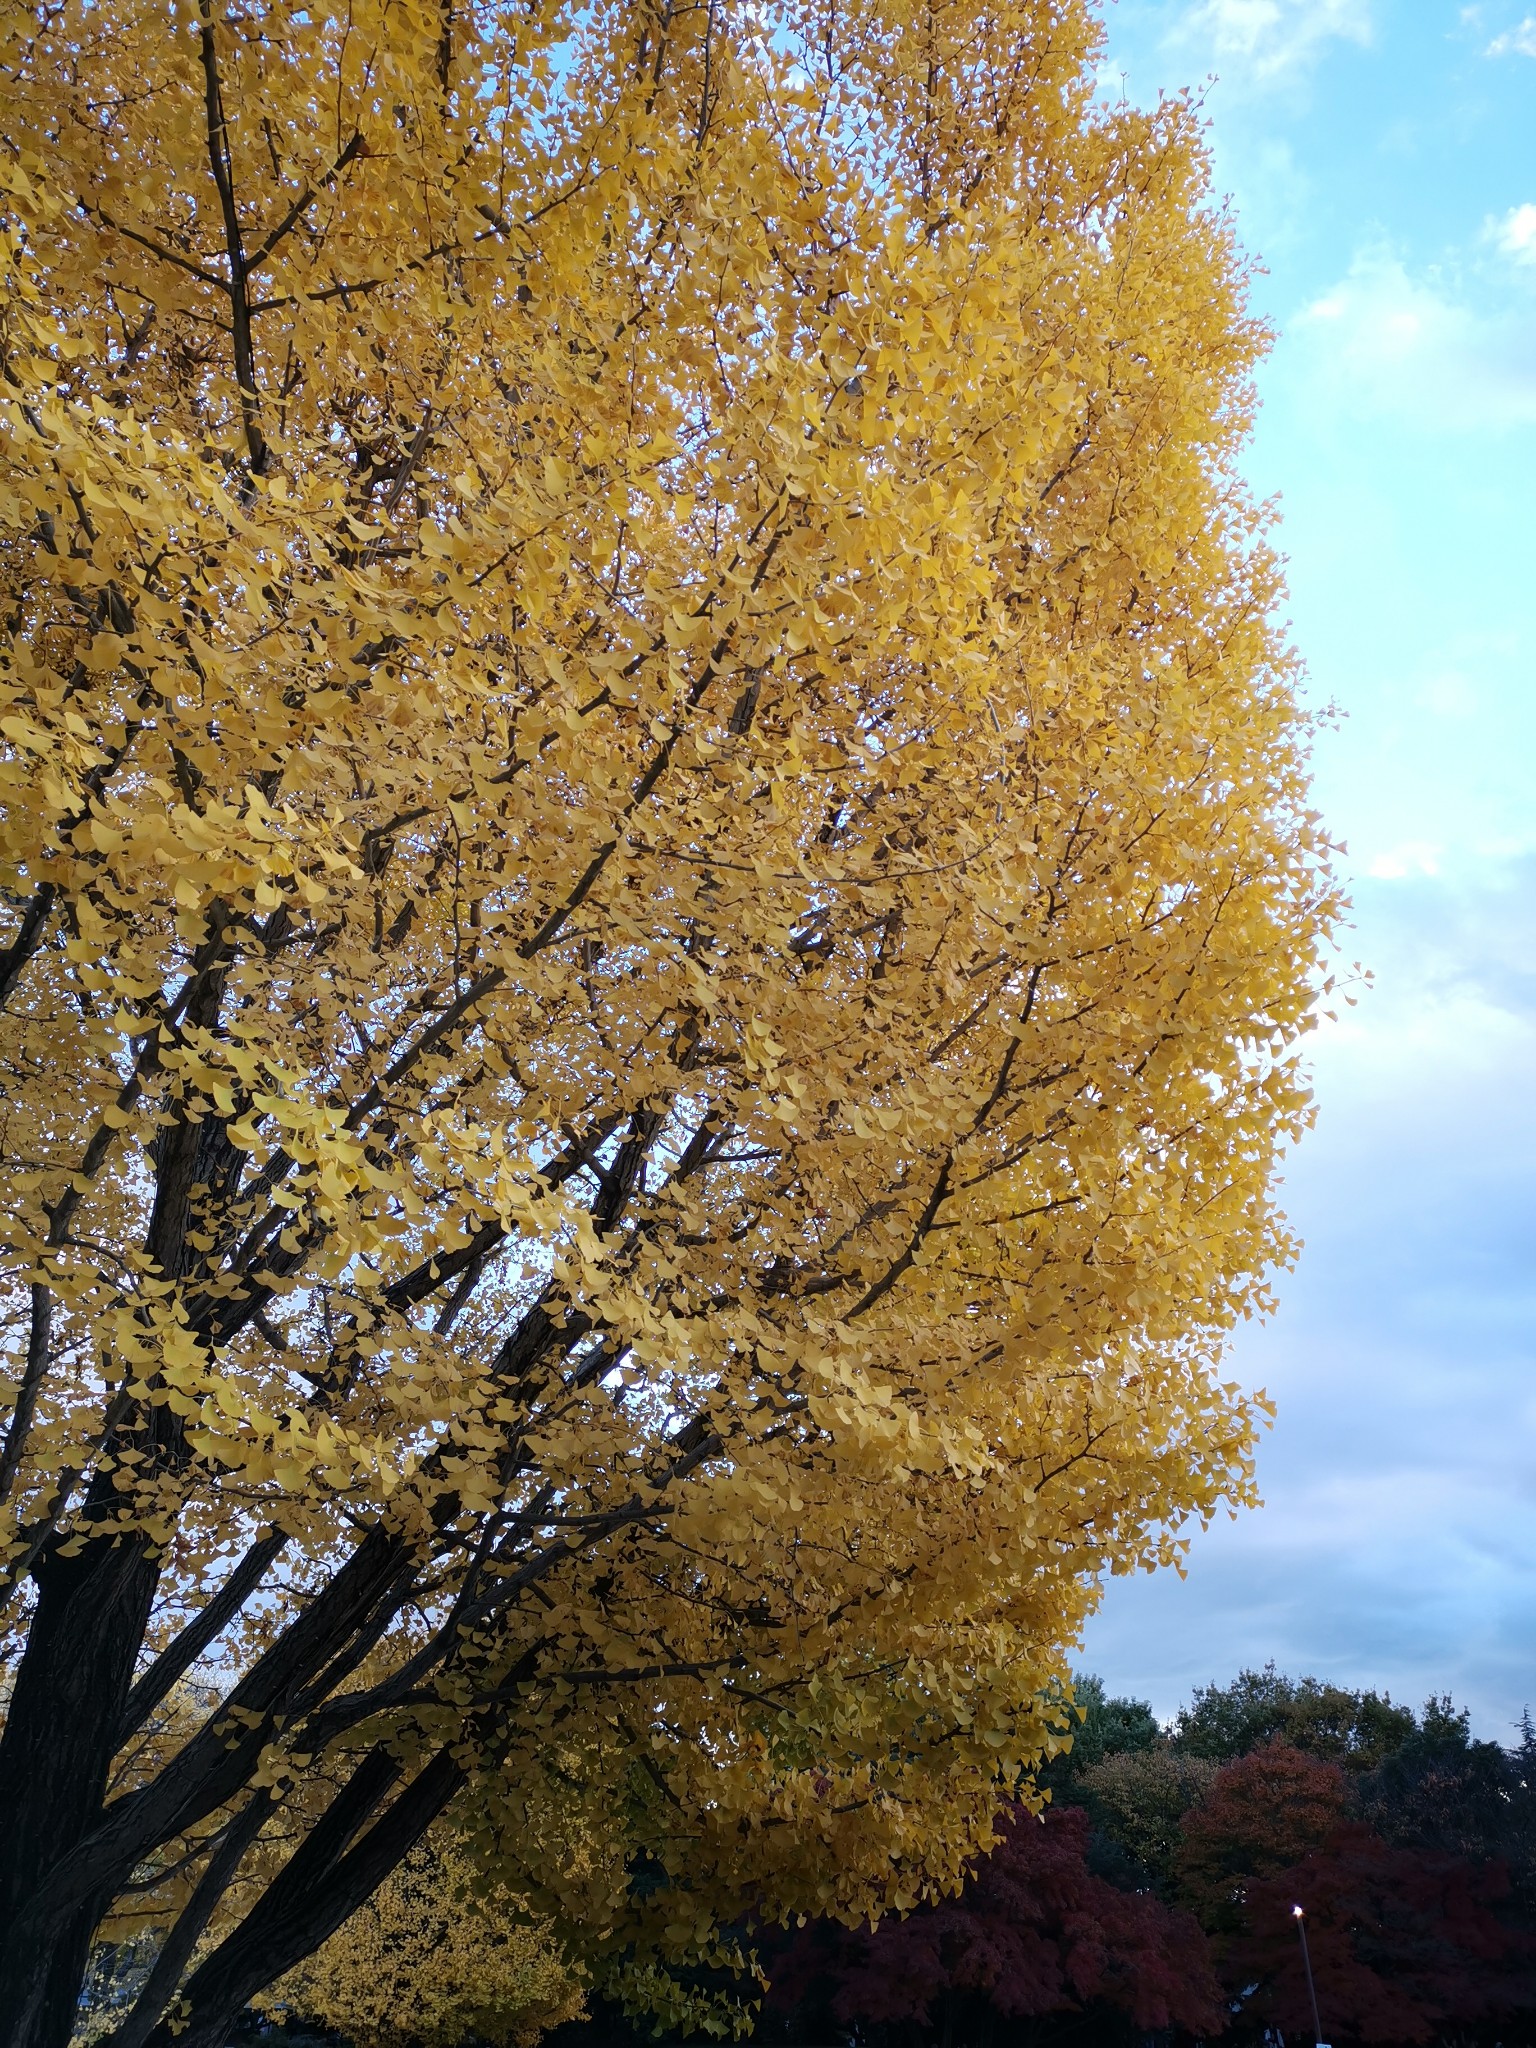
(0, 0), (1339, 2042)
(259, 1835), (584, 2048)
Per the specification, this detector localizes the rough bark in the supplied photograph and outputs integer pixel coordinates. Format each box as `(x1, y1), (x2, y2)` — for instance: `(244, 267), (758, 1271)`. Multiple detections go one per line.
(0, 1532), (160, 2048)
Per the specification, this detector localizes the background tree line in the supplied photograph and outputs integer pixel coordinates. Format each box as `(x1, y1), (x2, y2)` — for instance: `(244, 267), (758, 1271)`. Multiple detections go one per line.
(756, 1666), (1536, 2047)
(81, 1664), (1535, 2048)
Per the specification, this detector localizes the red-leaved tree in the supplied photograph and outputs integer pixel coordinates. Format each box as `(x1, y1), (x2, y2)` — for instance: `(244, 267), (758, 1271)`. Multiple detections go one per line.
(1177, 1740), (1350, 1931)
(1236, 1829), (1533, 2042)
(769, 1803), (1224, 2039)
(1180, 1743), (1536, 2042)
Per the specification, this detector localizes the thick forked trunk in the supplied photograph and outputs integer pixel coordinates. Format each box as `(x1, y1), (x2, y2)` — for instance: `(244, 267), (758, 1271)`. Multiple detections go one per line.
(0, 1009), (234, 2044)
(0, 1531), (160, 2048)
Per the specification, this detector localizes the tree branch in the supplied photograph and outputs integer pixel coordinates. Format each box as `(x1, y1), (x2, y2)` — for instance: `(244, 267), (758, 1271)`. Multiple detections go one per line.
(101, 1789), (275, 2048)
(846, 1157), (953, 1320)
(197, 0), (267, 472)
(245, 132), (365, 269)
(119, 1529), (289, 1743)
(153, 1747), (463, 2048)
(0, 1283), (53, 1505)
(0, 883), (56, 1008)
(85, 208), (228, 291)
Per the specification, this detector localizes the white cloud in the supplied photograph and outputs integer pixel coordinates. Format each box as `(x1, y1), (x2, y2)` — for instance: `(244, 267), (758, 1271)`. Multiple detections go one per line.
(1492, 201), (1536, 262)
(1367, 840), (1443, 880)
(1086, 864), (1536, 1736)
(1290, 248), (1536, 430)
(1173, 0), (1373, 80)
(1487, 12), (1536, 54)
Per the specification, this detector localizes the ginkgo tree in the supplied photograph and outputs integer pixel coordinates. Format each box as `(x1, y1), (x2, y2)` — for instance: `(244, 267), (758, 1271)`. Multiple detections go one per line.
(0, 0), (1338, 2040)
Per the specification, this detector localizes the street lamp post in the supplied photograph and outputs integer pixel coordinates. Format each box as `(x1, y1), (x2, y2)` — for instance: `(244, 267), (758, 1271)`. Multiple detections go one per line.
(1291, 1904), (1329, 2047)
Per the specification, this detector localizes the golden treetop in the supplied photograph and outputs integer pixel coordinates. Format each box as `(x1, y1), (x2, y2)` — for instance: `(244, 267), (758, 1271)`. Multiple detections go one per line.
(0, 0), (1339, 2026)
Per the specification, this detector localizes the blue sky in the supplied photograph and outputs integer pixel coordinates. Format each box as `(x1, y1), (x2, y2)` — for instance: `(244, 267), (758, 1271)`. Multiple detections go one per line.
(1078, 0), (1536, 1740)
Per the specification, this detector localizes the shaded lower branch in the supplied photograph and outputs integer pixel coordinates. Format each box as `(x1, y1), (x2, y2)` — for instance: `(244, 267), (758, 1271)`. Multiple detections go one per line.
(149, 1746), (463, 2048)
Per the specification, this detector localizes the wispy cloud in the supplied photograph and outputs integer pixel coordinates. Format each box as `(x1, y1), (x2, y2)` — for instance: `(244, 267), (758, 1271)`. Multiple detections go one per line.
(1486, 12), (1536, 55)
(1290, 248), (1536, 430)
(1171, 0), (1373, 81)
(1491, 202), (1536, 262)
(1085, 863), (1536, 1736)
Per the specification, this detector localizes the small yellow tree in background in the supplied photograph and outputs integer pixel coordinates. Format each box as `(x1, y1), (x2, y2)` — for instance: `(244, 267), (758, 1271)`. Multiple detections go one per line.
(260, 1833), (585, 2048)
(0, 0), (1340, 2042)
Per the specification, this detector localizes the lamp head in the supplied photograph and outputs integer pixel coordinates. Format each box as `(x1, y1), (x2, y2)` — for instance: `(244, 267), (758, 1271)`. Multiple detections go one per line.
(1292, 1905), (1305, 1919)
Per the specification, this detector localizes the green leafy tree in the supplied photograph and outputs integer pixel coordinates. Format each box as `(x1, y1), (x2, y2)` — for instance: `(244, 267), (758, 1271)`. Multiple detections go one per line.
(1173, 1664), (1416, 1771)
(1057, 1674), (1161, 1778)
(1079, 1747), (1219, 1891)
(1364, 1697), (1536, 1912)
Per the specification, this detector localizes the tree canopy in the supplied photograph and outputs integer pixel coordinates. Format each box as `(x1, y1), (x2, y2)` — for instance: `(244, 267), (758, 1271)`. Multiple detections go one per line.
(765, 1678), (1536, 2048)
(0, 0), (1337, 2042)
(1173, 1660), (1417, 1770)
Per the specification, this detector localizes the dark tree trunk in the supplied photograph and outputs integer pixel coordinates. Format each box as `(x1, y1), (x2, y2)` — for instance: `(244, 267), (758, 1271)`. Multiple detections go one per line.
(0, 1529), (160, 2048)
